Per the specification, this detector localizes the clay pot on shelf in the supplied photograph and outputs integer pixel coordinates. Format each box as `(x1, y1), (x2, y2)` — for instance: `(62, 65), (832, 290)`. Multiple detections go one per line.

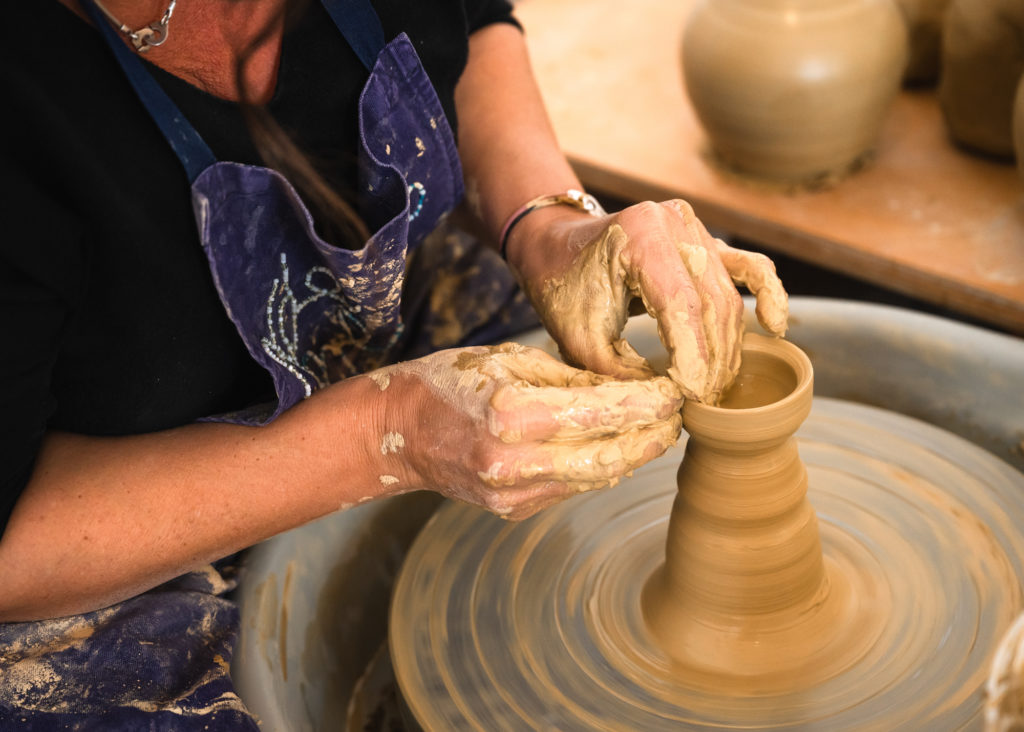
(893, 0), (950, 85)
(682, 0), (908, 183)
(939, 0), (1024, 159)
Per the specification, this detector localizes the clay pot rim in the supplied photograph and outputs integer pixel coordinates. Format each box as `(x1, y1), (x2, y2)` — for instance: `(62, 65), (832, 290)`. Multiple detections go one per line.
(687, 333), (814, 418)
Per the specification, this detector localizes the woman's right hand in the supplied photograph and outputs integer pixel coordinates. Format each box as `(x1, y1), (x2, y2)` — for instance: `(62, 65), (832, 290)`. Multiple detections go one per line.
(373, 343), (683, 521)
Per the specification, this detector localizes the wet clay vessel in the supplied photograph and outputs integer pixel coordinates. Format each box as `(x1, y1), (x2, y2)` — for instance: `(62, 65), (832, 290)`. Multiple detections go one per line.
(939, 0), (1024, 159)
(642, 336), (883, 693)
(682, 0), (908, 182)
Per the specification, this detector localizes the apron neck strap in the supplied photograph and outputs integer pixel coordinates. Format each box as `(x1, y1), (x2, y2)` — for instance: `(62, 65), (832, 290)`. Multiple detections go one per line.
(321, 0), (386, 71)
(80, 0), (388, 181)
(80, 0), (216, 182)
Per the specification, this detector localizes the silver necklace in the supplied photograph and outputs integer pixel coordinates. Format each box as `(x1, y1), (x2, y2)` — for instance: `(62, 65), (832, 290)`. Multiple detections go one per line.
(92, 0), (178, 53)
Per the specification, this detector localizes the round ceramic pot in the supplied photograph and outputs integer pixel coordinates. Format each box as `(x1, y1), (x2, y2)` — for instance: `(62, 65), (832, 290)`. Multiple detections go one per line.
(683, 0), (908, 182)
(939, 0), (1024, 159)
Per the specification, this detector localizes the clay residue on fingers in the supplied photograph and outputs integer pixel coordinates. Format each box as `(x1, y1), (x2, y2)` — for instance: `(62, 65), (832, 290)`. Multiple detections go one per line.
(546, 416), (681, 482)
(387, 343), (683, 519)
(715, 239), (789, 336)
(488, 376), (682, 442)
(662, 318), (708, 401)
(536, 225), (650, 380)
(611, 338), (655, 377)
(624, 276), (712, 403)
(679, 242), (709, 280)
(752, 288), (789, 337)
(478, 414), (681, 488)
(532, 218), (721, 403)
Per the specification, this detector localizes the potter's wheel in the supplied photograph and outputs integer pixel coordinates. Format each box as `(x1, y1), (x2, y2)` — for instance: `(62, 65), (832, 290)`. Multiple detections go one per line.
(390, 397), (1024, 730)
(230, 300), (1024, 730)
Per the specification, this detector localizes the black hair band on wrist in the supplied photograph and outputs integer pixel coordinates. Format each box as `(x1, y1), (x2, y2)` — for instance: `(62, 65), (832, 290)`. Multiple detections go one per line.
(498, 189), (606, 260)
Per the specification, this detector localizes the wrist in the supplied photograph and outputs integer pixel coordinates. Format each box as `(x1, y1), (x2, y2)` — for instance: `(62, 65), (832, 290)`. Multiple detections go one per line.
(277, 372), (406, 505)
(501, 190), (607, 274)
(499, 190), (605, 258)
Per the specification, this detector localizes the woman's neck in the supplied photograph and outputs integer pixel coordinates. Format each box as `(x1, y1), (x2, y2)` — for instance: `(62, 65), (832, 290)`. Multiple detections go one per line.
(59, 0), (288, 103)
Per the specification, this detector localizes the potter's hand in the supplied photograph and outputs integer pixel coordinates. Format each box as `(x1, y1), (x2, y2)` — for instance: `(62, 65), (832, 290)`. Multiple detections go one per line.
(506, 199), (788, 403)
(377, 343), (682, 521)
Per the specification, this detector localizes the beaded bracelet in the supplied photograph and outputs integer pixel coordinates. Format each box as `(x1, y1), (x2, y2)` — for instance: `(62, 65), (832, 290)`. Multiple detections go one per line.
(498, 189), (606, 260)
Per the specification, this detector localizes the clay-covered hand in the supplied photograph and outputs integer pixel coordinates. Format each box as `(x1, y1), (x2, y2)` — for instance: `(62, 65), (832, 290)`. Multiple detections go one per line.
(507, 200), (789, 404)
(374, 343), (683, 521)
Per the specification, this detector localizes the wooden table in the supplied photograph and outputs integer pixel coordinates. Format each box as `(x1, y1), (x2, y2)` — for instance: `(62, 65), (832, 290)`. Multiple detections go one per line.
(514, 0), (1024, 335)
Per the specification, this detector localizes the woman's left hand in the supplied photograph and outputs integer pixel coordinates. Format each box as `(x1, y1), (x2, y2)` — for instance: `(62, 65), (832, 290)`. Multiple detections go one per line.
(505, 199), (789, 404)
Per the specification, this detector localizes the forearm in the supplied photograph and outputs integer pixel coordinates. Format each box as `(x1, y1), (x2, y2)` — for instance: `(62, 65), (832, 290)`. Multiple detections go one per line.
(454, 23), (586, 256)
(0, 374), (393, 621)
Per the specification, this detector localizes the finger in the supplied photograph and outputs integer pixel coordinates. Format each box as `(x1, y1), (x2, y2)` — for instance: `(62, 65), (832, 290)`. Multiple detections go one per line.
(713, 240), (789, 336)
(474, 479), (580, 520)
(489, 376), (684, 442)
(665, 202), (745, 401)
(545, 414), (682, 483)
(613, 205), (711, 400)
(482, 414), (682, 485)
(544, 225), (654, 381)
(497, 345), (616, 388)
(573, 335), (656, 381)
(443, 343), (613, 393)
(491, 480), (605, 522)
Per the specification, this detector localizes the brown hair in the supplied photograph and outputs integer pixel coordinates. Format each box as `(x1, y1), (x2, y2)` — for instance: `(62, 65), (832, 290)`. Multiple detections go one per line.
(235, 0), (371, 247)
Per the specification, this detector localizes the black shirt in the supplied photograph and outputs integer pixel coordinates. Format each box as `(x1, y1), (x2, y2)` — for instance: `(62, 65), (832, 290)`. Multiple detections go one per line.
(0, 0), (518, 532)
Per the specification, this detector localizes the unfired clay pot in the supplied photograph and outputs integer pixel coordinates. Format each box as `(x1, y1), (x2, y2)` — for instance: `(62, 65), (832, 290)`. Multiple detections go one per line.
(682, 0), (908, 183)
(893, 0), (950, 85)
(641, 334), (870, 691)
(642, 334), (817, 674)
(939, 0), (1024, 159)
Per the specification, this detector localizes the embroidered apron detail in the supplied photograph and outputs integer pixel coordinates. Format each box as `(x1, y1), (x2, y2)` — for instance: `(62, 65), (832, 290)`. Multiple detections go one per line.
(192, 162), (411, 413)
(191, 33), (468, 422)
(84, 0), (465, 427)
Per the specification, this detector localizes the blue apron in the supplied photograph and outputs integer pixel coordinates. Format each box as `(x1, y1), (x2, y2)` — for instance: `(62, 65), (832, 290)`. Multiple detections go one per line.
(0, 0), (537, 728)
